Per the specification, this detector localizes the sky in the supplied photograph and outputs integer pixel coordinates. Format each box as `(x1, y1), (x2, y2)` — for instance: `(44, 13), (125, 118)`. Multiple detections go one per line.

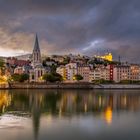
(0, 0), (140, 62)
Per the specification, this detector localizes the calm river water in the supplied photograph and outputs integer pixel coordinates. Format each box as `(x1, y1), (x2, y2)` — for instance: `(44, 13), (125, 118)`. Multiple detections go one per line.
(0, 89), (140, 140)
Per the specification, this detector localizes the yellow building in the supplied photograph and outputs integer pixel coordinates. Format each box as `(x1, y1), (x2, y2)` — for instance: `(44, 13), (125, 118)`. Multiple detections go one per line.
(95, 53), (113, 61)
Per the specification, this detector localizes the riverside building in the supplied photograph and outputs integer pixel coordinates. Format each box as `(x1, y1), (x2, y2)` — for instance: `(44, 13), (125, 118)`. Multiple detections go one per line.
(113, 65), (131, 83)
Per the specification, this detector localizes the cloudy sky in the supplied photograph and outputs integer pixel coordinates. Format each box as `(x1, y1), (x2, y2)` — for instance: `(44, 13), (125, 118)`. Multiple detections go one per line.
(0, 0), (140, 62)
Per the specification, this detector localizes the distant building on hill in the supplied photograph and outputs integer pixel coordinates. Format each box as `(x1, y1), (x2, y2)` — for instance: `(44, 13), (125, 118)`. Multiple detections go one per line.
(94, 52), (113, 62)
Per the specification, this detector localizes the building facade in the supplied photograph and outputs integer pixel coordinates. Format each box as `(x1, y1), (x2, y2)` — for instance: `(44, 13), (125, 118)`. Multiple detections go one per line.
(113, 65), (131, 83)
(130, 65), (140, 81)
(77, 64), (91, 82)
(65, 63), (77, 82)
(89, 68), (110, 82)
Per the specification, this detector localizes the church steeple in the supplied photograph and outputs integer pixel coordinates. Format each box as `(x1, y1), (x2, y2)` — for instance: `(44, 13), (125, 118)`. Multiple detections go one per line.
(32, 34), (42, 67)
(33, 34), (40, 52)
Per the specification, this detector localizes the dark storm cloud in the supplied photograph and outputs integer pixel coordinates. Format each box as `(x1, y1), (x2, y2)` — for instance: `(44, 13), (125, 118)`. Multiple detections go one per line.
(0, 0), (140, 62)
(0, 0), (101, 15)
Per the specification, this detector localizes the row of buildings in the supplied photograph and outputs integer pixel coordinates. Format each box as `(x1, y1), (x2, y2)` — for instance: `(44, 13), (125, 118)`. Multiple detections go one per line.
(56, 63), (140, 83)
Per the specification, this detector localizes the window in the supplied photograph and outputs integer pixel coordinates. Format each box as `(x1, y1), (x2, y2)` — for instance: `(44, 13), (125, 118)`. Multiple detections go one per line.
(32, 75), (34, 80)
(41, 70), (43, 76)
(38, 70), (40, 77)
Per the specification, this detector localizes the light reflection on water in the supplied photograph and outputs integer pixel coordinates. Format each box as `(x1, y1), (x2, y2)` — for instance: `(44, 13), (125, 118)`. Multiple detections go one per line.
(0, 89), (140, 140)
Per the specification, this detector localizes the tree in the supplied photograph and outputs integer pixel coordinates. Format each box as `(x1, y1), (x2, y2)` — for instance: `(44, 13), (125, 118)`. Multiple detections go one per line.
(0, 59), (4, 67)
(11, 73), (29, 82)
(43, 73), (54, 82)
(50, 64), (57, 73)
(11, 74), (21, 82)
(53, 73), (63, 82)
(43, 73), (62, 83)
(74, 74), (83, 81)
(20, 74), (29, 82)
(0, 58), (5, 75)
(62, 57), (70, 65)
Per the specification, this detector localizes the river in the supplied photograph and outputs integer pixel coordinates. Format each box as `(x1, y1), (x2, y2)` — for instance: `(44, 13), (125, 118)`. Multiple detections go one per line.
(0, 89), (140, 140)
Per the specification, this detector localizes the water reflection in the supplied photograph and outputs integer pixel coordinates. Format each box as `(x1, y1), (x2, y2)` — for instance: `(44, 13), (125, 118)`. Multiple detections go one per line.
(104, 107), (112, 124)
(0, 90), (11, 114)
(0, 89), (140, 140)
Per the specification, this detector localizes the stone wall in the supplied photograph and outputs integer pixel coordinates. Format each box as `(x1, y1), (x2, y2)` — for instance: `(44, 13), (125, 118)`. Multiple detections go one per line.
(10, 83), (93, 89)
(7, 83), (140, 89)
(0, 84), (9, 89)
(1, 82), (140, 89)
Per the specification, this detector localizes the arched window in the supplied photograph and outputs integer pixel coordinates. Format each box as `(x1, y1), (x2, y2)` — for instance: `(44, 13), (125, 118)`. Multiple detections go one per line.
(41, 70), (42, 76)
(38, 70), (40, 77)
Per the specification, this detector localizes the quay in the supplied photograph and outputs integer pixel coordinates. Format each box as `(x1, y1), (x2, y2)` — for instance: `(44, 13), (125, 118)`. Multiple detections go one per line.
(1, 83), (140, 89)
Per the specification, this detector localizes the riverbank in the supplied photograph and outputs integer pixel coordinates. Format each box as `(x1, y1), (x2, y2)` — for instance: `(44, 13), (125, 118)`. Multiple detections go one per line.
(1, 83), (140, 89)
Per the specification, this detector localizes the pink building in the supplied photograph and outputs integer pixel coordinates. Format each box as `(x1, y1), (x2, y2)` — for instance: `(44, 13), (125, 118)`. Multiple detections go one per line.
(77, 64), (91, 82)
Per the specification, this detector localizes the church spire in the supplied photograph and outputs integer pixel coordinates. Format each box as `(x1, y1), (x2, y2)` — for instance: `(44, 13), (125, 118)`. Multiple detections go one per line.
(33, 34), (40, 52)
(32, 34), (42, 67)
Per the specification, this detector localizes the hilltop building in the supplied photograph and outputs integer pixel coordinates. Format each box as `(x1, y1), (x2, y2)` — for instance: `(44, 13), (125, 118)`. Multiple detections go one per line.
(29, 35), (46, 82)
(94, 53), (113, 62)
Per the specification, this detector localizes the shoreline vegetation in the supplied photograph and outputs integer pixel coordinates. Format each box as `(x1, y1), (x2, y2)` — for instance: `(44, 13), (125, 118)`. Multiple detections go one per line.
(1, 82), (140, 89)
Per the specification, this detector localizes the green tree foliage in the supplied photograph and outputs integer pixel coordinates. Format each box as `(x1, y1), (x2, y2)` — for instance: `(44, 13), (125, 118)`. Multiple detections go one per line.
(11, 73), (29, 82)
(50, 64), (57, 73)
(43, 73), (63, 82)
(11, 74), (21, 82)
(0, 58), (5, 75)
(62, 57), (70, 65)
(20, 74), (29, 82)
(0, 58), (5, 68)
(74, 74), (83, 81)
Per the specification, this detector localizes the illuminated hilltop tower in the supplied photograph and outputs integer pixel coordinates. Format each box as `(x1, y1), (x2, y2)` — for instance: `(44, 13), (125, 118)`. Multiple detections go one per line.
(95, 52), (113, 62)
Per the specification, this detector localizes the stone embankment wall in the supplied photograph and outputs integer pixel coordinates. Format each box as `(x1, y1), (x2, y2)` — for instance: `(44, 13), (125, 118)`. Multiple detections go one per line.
(93, 84), (140, 89)
(5, 83), (140, 89)
(10, 83), (93, 89)
(0, 84), (9, 89)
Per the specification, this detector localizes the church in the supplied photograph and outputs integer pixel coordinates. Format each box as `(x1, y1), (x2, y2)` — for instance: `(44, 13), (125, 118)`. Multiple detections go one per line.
(29, 34), (46, 82)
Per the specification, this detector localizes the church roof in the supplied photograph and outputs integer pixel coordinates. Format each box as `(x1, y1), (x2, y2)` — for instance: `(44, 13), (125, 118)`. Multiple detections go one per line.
(33, 34), (40, 52)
